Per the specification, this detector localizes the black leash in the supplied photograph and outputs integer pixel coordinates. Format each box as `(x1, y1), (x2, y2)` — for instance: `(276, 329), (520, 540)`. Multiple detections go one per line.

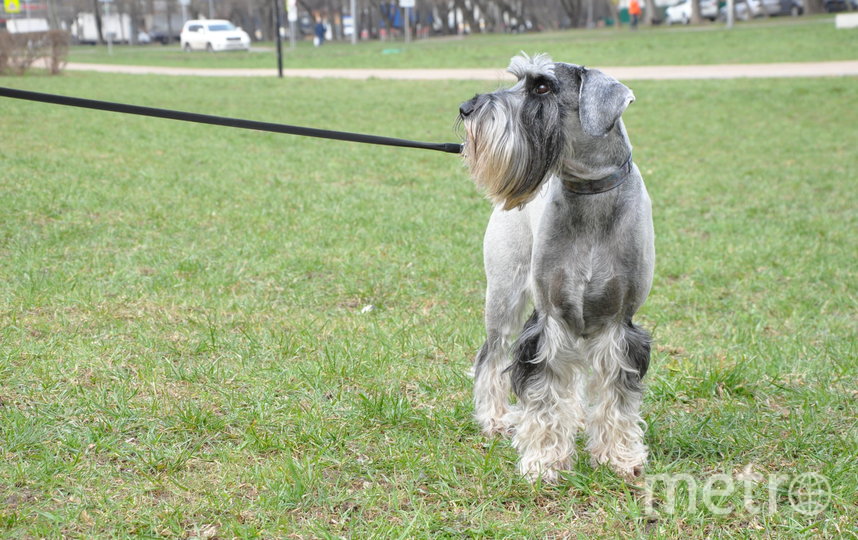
(0, 86), (463, 155)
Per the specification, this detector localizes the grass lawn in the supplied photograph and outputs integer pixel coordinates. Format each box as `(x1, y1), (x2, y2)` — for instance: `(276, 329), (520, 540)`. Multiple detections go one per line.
(1, 67), (856, 537)
(66, 16), (858, 70)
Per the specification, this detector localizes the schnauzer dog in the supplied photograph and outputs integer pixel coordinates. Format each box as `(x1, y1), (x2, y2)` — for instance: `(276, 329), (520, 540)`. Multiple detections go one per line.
(460, 53), (654, 483)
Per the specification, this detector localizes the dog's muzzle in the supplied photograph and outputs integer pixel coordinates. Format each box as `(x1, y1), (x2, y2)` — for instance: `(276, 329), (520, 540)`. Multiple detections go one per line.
(459, 95), (485, 119)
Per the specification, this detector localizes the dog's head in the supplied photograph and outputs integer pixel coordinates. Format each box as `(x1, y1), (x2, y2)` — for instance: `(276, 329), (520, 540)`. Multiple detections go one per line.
(459, 53), (635, 210)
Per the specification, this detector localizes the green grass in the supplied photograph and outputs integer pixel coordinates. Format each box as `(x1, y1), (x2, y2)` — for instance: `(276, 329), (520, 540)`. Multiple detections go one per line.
(67, 16), (858, 69)
(1, 68), (856, 537)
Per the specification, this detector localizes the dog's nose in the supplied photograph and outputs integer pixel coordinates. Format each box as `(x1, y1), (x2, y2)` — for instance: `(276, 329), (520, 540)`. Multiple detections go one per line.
(459, 98), (477, 118)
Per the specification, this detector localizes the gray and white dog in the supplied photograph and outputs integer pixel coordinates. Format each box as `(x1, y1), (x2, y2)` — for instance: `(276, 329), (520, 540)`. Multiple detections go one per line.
(459, 53), (655, 483)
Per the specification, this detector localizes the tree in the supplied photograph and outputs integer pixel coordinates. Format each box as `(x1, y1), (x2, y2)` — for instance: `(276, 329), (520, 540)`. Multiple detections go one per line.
(643, 0), (655, 24)
(598, 0), (617, 27)
(691, 0), (701, 23)
(92, 0), (105, 43)
(803, 0), (824, 13)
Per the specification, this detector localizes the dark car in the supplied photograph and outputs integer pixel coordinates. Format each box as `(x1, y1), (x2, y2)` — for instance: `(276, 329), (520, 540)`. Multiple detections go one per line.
(823, 0), (856, 11)
(149, 30), (179, 45)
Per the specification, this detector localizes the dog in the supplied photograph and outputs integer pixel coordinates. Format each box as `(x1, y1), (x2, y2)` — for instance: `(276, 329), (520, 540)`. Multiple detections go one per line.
(459, 53), (655, 483)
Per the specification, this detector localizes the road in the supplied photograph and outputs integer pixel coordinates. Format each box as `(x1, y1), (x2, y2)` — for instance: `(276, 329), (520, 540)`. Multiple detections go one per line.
(61, 60), (858, 80)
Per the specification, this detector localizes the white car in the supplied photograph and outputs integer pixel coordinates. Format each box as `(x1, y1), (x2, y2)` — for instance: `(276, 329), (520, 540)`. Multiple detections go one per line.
(665, 0), (719, 23)
(180, 19), (250, 52)
(720, 0), (797, 19)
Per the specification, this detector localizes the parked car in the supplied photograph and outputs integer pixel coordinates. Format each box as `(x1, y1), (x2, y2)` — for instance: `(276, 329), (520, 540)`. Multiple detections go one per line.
(721, 0), (801, 19)
(790, 0), (804, 15)
(180, 19), (251, 52)
(6, 18), (50, 33)
(823, 0), (858, 11)
(665, 0), (719, 24)
(149, 29), (179, 45)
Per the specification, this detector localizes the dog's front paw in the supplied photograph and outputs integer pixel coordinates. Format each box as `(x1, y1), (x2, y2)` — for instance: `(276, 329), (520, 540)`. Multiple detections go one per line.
(475, 404), (515, 438)
(518, 457), (571, 485)
(474, 405), (522, 438)
(609, 462), (645, 482)
(480, 417), (513, 438)
(589, 445), (647, 481)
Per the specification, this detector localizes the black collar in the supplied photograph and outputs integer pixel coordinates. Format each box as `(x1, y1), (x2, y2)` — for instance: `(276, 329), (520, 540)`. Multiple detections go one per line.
(561, 155), (633, 195)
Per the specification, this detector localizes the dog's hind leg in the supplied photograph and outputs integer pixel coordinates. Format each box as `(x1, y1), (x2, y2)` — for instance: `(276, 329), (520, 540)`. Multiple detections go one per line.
(584, 321), (651, 478)
(474, 209), (533, 436)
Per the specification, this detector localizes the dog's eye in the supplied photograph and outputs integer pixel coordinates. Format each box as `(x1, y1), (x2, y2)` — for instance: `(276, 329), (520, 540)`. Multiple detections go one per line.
(534, 83), (551, 95)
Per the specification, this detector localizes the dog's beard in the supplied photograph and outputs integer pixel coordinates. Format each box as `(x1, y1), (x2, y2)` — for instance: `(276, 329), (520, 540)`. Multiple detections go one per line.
(463, 96), (564, 211)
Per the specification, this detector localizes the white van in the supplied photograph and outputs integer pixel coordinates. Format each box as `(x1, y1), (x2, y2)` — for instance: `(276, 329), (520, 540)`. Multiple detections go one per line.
(6, 18), (50, 33)
(180, 19), (250, 52)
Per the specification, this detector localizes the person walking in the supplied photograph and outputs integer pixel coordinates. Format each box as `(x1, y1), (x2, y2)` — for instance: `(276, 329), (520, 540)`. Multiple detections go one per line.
(314, 20), (326, 46)
(629, 0), (642, 29)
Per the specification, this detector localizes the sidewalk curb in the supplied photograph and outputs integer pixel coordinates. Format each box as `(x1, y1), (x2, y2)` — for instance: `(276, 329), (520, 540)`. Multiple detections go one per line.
(61, 60), (858, 80)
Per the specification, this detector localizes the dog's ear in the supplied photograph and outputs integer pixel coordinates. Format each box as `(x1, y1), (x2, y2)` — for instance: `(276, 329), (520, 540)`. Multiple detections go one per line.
(578, 68), (635, 137)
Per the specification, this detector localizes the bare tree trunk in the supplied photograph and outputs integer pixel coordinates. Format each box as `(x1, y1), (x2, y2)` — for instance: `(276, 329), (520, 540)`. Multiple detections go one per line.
(298, 0), (318, 21)
(605, 0), (620, 28)
(691, 0), (701, 23)
(559, 0), (581, 27)
(364, 0), (376, 37)
(434, 0), (449, 33)
(46, 0), (60, 30)
(519, 0), (539, 29)
(473, 0), (499, 31)
(129, 0), (140, 45)
(370, 0), (396, 38)
(454, 0), (478, 32)
(803, 0), (823, 13)
(643, 0), (655, 25)
(166, 0), (174, 43)
(93, 0), (105, 44)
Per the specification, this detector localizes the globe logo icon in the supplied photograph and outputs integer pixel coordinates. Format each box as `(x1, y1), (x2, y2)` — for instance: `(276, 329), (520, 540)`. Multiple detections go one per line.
(788, 472), (830, 516)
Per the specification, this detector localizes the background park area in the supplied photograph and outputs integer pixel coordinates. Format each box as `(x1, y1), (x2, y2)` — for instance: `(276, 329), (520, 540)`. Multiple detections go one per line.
(1, 17), (856, 538)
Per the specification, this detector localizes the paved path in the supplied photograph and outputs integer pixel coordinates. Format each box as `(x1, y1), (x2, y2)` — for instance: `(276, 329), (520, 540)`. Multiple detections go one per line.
(63, 60), (858, 80)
